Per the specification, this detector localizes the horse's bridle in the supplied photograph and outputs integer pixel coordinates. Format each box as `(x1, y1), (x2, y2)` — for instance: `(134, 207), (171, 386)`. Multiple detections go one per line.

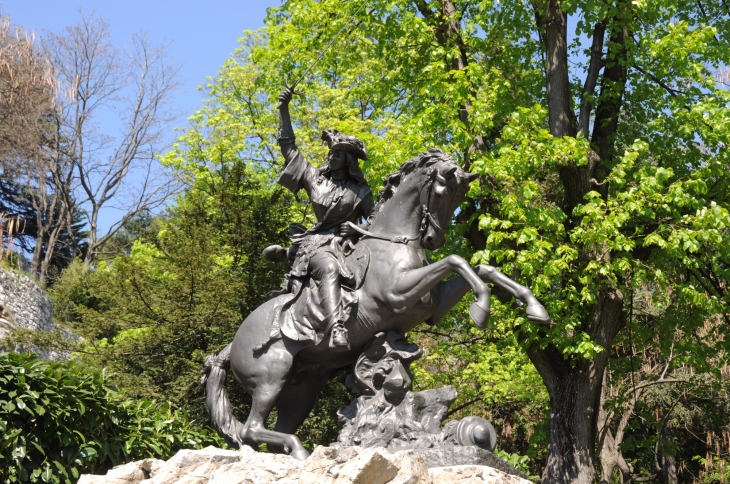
(347, 166), (448, 245)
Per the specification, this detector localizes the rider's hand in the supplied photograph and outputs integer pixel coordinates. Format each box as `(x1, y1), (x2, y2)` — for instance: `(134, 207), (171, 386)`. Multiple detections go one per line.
(278, 88), (294, 107)
(341, 222), (358, 236)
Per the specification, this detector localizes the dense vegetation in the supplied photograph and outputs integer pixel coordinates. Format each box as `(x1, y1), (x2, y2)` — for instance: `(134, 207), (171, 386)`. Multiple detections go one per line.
(2, 1), (730, 483)
(0, 352), (222, 483)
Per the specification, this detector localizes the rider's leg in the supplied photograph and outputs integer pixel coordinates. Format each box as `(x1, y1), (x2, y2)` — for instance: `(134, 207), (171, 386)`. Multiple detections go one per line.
(309, 252), (349, 347)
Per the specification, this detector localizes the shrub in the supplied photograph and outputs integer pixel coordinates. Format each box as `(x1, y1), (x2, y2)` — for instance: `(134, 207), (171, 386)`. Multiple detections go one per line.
(0, 352), (223, 483)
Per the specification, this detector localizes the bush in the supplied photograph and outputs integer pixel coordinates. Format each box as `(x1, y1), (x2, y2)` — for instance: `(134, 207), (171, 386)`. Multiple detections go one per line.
(0, 352), (223, 483)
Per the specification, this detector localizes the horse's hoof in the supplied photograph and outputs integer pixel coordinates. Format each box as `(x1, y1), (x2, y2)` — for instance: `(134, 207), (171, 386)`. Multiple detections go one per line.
(290, 448), (310, 460)
(469, 301), (490, 329)
(526, 301), (550, 325)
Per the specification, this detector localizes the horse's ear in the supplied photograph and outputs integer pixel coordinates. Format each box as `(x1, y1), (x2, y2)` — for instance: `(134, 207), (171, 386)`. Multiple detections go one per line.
(465, 172), (480, 182)
(441, 165), (457, 178)
(387, 173), (401, 186)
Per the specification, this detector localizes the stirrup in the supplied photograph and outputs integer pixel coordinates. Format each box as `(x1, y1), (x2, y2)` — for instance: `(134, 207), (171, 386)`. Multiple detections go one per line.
(329, 323), (350, 349)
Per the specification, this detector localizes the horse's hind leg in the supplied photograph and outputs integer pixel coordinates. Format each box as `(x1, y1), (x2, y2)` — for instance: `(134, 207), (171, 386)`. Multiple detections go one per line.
(269, 368), (333, 452)
(244, 383), (310, 459)
(238, 339), (310, 459)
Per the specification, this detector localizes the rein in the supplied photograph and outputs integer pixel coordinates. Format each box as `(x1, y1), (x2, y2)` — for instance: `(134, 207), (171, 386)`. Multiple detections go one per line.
(348, 168), (445, 245)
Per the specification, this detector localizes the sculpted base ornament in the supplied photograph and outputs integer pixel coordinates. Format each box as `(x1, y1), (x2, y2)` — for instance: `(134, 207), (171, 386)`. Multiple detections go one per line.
(335, 332), (498, 455)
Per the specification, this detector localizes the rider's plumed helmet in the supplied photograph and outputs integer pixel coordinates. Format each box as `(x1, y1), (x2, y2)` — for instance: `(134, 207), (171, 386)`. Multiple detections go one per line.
(322, 129), (368, 161)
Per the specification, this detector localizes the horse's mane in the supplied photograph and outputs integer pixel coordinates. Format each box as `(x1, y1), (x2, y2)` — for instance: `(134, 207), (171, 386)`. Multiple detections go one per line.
(367, 148), (461, 226)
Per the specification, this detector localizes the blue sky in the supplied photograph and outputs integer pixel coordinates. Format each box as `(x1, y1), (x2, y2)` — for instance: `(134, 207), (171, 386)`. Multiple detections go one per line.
(1, 0), (281, 235)
(2, 0), (281, 120)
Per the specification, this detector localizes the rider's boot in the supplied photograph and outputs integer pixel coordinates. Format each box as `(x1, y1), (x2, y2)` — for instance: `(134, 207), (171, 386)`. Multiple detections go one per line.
(321, 277), (350, 348)
(263, 244), (289, 263)
(330, 321), (350, 348)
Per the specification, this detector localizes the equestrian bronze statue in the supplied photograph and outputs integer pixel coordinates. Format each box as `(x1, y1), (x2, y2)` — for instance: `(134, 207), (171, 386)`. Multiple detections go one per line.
(201, 89), (550, 459)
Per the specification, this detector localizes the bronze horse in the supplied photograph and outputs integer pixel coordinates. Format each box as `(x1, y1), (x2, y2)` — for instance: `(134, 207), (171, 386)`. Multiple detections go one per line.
(201, 149), (549, 458)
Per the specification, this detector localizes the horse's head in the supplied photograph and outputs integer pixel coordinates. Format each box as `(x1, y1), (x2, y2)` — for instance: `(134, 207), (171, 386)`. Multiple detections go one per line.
(369, 149), (479, 250)
(418, 150), (479, 250)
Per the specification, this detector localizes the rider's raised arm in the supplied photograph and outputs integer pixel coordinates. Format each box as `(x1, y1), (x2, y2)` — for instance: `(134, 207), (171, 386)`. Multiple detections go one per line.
(277, 88), (295, 164)
(277, 88), (317, 196)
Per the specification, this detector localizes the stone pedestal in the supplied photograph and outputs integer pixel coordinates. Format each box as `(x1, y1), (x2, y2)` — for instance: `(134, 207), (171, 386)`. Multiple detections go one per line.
(78, 445), (531, 484)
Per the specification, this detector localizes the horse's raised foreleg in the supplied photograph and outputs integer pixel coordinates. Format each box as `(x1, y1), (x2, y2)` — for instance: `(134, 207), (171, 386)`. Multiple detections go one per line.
(475, 264), (549, 324)
(425, 264), (550, 325)
(387, 254), (491, 328)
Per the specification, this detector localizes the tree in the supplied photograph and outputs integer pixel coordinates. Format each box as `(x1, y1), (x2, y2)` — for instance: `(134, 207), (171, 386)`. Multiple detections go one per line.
(42, 13), (182, 268)
(0, 14), (54, 171)
(0, 14), (76, 283)
(241, 1), (730, 480)
(1, 11), (180, 282)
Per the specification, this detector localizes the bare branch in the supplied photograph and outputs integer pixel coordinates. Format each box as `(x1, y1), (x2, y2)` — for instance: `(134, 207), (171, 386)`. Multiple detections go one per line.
(43, 13), (183, 267)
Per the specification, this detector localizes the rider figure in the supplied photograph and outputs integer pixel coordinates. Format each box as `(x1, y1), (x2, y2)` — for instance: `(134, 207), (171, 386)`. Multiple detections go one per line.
(263, 88), (374, 348)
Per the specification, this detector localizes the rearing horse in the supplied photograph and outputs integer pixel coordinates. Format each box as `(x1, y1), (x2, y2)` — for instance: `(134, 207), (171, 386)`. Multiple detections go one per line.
(201, 149), (549, 459)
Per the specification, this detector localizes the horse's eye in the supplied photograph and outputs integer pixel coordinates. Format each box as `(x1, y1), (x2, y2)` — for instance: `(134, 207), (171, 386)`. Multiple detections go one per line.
(434, 181), (447, 196)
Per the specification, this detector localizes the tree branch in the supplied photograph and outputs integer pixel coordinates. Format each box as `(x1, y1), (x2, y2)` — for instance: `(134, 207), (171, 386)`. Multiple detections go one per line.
(579, 21), (606, 137)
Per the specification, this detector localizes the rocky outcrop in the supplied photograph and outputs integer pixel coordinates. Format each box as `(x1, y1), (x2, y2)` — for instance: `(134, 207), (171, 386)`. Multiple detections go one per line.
(78, 445), (531, 484)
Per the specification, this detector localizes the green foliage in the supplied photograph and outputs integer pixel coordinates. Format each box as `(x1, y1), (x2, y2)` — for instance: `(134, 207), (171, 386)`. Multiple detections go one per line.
(494, 449), (536, 480)
(694, 455), (730, 484)
(48, 159), (293, 425)
(0, 352), (221, 483)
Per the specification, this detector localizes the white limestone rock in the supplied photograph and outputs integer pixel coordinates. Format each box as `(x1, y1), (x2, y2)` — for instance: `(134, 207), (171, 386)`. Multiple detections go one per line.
(78, 458), (164, 484)
(78, 446), (531, 484)
(430, 465), (530, 484)
(336, 448), (399, 484)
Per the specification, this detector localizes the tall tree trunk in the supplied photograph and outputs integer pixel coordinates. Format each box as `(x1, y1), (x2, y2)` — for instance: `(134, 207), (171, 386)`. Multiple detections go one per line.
(543, 0), (576, 139)
(660, 425), (678, 484)
(83, 202), (98, 269)
(528, 287), (624, 482)
(543, 364), (598, 483)
(532, 0), (631, 478)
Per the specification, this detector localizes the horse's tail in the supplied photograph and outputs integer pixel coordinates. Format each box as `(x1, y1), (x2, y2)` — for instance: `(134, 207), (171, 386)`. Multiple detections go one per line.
(200, 343), (245, 448)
